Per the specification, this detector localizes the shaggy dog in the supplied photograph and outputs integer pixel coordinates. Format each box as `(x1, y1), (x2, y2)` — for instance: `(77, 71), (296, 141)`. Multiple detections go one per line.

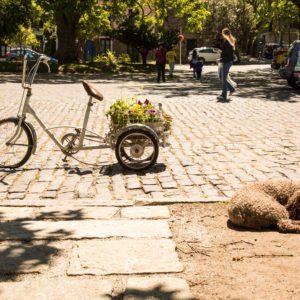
(228, 180), (300, 233)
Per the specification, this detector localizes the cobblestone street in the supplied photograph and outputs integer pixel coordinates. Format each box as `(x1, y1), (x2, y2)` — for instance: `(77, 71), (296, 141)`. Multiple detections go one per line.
(0, 64), (299, 203)
(0, 64), (299, 298)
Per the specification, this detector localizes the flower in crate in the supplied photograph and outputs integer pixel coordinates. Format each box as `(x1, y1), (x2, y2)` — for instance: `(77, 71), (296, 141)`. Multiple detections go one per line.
(106, 98), (172, 131)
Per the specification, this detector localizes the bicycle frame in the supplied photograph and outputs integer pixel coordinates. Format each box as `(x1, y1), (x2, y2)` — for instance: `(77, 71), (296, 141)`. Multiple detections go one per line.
(9, 54), (108, 154)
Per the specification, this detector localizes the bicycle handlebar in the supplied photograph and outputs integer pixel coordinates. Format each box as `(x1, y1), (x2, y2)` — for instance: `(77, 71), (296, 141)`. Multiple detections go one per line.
(22, 53), (52, 88)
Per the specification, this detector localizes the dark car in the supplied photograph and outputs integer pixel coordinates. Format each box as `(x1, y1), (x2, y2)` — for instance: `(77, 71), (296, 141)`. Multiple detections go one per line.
(263, 43), (280, 59)
(278, 40), (300, 89)
(292, 51), (300, 90)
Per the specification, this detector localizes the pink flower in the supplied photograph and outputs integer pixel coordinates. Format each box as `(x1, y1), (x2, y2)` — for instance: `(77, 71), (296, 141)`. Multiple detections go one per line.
(147, 109), (156, 114)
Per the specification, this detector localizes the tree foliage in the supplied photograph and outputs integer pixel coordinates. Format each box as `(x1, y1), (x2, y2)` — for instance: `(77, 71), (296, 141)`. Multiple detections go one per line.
(108, 0), (210, 63)
(201, 0), (299, 55)
(4, 25), (39, 48)
(0, 0), (32, 39)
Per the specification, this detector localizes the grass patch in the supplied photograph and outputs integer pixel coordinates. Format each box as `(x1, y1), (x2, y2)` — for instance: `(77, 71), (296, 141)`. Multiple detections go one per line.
(58, 62), (157, 74)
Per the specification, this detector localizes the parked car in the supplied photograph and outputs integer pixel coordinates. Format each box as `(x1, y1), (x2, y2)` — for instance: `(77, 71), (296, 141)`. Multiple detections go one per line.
(6, 48), (37, 61)
(278, 40), (300, 89)
(263, 43), (281, 59)
(292, 50), (300, 90)
(6, 48), (58, 64)
(188, 47), (220, 63)
(271, 46), (289, 69)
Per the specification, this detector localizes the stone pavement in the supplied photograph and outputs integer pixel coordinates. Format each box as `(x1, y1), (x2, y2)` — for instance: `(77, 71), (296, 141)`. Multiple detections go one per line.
(0, 64), (299, 299)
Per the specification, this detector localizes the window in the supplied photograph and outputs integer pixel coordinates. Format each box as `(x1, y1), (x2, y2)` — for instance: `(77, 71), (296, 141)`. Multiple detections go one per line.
(1, 46), (5, 57)
(99, 38), (111, 54)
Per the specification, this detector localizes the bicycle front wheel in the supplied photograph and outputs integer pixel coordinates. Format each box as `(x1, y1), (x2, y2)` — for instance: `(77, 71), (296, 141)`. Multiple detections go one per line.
(0, 118), (34, 168)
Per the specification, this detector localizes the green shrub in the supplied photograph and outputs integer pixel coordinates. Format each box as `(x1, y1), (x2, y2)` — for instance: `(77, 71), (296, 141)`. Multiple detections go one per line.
(94, 50), (119, 72)
(118, 53), (131, 64)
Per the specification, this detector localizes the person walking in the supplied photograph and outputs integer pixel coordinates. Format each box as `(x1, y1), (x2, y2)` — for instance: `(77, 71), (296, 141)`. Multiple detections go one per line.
(155, 44), (167, 83)
(217, 28), (237, 101)
(166, 47), (176, 76)
(191, 49), (198, 78)
(195, 57), (204, 80)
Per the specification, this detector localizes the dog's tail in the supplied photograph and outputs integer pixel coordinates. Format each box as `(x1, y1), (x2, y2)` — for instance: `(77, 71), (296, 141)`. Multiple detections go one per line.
(277, 219), (300, 233)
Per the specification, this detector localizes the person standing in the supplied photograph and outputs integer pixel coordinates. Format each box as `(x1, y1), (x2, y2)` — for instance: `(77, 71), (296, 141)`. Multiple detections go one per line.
(155, 44), (167, 83)
(166, 47), (176, 76)
(217, 28), (237, 101)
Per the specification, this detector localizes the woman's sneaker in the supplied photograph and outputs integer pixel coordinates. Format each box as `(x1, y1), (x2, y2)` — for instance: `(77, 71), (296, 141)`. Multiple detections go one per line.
(217, 95), (225, 101)
(229, 90), (235, 96)
(217, 95), (230, 102)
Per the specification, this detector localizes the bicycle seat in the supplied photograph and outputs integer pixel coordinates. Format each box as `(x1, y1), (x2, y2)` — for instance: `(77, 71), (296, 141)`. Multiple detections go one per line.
(82, 81), (104, 101)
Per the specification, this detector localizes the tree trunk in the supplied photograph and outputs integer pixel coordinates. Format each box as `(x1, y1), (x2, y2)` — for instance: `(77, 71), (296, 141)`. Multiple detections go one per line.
(55, 14), (78, 63)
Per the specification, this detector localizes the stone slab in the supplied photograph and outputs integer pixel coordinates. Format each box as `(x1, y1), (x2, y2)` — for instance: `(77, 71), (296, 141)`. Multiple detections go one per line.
(0, 199), (134, 207)
(0, 207), (119, 221)
(0, 278), (113, 299)
(0, 220), (171, 240)
(124, 277), (195, 300)
(68, 239), (182, 275)
(36, 207), (119, 220)
(121, 206), (170, 219)
(0, 207), (36, 220)
(135, 196), (229, 205)
(0, 242), (57, 274)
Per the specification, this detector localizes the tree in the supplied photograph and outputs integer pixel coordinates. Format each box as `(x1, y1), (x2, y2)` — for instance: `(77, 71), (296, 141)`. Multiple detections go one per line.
(109, 0), (210, 63)
(201, 0), (299, 56)
(0, 0), (32, 39)
(245, 0), (299, 54)
(111, 11), (158, 65)
(5, 25), (39, 49)
(36, 0), (111, 63)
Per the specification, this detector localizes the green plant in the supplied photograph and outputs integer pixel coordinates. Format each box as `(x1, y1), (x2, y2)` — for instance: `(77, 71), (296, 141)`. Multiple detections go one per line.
(106, 98), (172, 131)
(118, 53), (131, 64)
(94, 50), (119, 72)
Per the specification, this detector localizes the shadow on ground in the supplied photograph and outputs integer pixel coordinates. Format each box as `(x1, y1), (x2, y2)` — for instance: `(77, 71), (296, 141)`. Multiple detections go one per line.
(0, 209), (84, 282)
(0, 66), (298, 102)
(107, 285), (196, 300)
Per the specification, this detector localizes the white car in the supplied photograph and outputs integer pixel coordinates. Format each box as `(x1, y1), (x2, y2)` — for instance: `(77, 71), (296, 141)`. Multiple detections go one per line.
(188, 47), (221, 63)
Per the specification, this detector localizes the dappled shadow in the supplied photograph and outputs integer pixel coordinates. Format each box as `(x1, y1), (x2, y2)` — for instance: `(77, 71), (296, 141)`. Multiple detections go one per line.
(35, 209), (85, 221)
(65, 166), (93, 176)
(99, 162), (166, 176)
(132, 68), (300, 102)
(107, 284), (196, 300)
(1, 65), (298, 102)
(0, 209), (84, 282)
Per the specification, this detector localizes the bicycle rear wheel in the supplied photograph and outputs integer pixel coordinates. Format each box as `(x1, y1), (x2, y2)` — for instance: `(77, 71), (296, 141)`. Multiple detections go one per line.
(115, 129), (159, 171)
(0, 118), (34, 168)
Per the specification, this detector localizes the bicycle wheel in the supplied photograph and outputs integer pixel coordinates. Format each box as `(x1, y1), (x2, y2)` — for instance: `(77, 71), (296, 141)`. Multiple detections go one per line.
(0, 118), (34, 168)
(115, 129), (159, 171)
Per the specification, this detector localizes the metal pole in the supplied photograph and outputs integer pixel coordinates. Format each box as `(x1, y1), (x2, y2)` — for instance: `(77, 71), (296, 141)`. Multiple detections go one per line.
(179, 26), (182, 65)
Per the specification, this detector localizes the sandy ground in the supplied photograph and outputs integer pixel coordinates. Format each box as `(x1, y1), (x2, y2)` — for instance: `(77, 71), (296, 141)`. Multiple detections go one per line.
(169, 203), (300, 300)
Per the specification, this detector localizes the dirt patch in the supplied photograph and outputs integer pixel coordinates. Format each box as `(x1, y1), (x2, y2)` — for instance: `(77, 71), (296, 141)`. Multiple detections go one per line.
(169, 203), (300, 300)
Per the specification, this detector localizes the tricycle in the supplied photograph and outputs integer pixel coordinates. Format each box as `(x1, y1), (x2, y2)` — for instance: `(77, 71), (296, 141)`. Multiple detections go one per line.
(0, 52), (170, 171)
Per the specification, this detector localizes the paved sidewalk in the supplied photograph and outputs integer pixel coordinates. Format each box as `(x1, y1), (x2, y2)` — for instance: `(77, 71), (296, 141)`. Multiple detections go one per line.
(0, 64), (299, 298)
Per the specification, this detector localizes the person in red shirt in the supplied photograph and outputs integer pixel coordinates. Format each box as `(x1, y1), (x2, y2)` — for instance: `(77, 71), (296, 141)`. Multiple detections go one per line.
(155, 44), (167, 83)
